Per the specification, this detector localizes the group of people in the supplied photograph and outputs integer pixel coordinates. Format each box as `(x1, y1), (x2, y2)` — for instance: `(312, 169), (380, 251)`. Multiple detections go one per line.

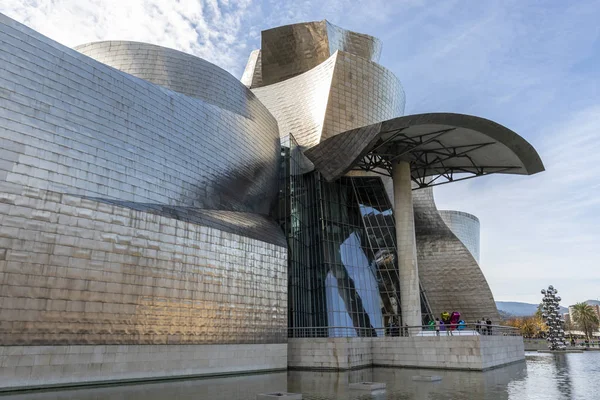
(431, 311), (466, 336)
(475, 317), (493, 335)
(431, 315), (493, 336)
(432, 318), (466, 335)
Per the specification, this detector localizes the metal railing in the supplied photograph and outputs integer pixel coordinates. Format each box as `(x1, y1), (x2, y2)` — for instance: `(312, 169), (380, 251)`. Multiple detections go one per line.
(288, 324), (521, 338)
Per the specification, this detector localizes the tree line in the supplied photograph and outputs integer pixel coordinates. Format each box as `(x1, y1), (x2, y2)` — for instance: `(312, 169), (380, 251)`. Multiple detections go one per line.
(505, 302), (599, 340)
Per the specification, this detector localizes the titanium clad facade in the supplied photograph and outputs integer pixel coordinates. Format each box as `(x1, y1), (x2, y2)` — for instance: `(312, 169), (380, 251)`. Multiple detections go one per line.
(252, 56), (338, 149)
(321, 51), (404, 142)
(241, 49), (263, 88)
(258, 20), (381, 87)
(0, 189), (287, 345)
(0, 13), (287, 346)
(252, 51), (405, 149)
(75, 41), (269, 120)
(325, 21), (382, 63)
(439, 210), (481, 263)
(1, 26), (280, 215)
(413, 189), (499, 323)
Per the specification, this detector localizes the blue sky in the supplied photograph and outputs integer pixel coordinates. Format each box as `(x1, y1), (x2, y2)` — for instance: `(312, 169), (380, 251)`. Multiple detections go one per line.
(2, 0), (599, 306)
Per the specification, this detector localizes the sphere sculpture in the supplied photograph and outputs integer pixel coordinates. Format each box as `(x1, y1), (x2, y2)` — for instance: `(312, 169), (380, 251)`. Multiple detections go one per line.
(540, 285), (567, 350)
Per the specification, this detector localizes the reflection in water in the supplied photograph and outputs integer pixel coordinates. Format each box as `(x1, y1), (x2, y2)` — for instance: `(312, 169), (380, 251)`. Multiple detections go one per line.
(508, 352), (600, 400)
(3, 353), (600, 400)
(288, 364), (527, 400)
(0, 373), (287, 400)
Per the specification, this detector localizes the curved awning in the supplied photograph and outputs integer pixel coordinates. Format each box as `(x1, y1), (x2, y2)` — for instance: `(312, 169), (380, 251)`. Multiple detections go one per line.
(304, 113), (544, 188)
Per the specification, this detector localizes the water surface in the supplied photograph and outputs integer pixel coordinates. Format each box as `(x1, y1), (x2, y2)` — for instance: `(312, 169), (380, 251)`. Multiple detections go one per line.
(3, 352), (599, 400)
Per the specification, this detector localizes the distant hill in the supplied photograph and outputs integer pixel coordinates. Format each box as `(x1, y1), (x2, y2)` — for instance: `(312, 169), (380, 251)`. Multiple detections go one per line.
(497, 310), (514, 322)
(496, 301), (568, 317)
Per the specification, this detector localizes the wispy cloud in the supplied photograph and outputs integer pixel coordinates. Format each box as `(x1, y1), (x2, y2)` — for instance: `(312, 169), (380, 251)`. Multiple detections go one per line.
(1, 0), (253, 74)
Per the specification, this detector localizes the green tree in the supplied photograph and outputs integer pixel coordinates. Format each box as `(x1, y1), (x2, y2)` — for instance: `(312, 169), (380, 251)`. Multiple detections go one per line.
(571, 302), (600, 340)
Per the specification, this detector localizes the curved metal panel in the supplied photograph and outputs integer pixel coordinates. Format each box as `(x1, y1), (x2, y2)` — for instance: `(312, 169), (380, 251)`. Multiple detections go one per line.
(252, 51), (405, 149)
(305, 112), (545, 183)
(241, 49), (263, 88)
(252, 54), (338, 148)
(379, 113), (545, 175)
(1, 32), (280, 215)
(0, 13), (287, 346)
(439, 210), (481, 263)
(260, 21), (331, 86)
(258, 20), (383, 87)
(413, 188), (499, 323)
(75, 41), (272, 121)
(0, 189), (288, 345)
(325, 21), (382, 63)
(321, 51), (405, 142)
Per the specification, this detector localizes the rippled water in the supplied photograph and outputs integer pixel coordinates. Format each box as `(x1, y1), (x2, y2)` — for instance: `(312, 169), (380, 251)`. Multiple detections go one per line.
(3, 352), (600, 400)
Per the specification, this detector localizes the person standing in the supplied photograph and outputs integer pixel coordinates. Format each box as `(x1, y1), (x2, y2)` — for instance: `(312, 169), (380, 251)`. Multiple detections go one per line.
(440, 320), (447, 335)
(486, 317), (492, 335)
(435, 318), (441, 336)
(480, 317), (486, 335)
(475, 318), (481, 333)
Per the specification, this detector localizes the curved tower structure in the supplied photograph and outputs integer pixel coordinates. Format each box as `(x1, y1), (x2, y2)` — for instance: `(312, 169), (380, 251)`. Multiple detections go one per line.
(439, 210), (481, 263)
(246, 20), (405, 150)
(414, 190), (497, 322)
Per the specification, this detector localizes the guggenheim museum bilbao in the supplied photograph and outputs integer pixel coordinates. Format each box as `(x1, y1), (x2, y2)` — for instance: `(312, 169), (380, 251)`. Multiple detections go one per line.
(0, 14), (543, 387)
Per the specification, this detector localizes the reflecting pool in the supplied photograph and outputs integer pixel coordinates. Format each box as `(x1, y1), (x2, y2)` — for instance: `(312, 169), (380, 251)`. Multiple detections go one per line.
(2, 352), (599, 400)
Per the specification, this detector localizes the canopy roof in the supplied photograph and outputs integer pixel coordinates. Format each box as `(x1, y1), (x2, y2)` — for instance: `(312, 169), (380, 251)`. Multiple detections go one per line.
(304, 113), (544, 188)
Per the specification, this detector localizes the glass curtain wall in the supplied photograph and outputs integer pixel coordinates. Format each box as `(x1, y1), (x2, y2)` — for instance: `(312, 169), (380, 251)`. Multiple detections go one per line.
(279, 137), (431, 338)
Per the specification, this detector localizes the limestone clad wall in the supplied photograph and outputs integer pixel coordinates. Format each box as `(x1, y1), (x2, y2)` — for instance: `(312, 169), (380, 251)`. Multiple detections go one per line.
(287, 336), (524, 371)
(372, 336), (524, 370)
(0, 343), (287, 390)
(287, 338), (372, 370)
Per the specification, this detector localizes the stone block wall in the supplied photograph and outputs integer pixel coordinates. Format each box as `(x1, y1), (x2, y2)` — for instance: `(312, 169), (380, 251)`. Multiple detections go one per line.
(287, 338), (372, 370)
(480, 336), (524, 370)
(372, 336), (524, 370)
(0, 343), (287, 390)
(288, 336), (524, 371)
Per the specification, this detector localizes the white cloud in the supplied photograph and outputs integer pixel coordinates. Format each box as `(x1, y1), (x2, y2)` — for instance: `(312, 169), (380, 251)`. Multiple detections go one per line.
(1, 0), (253, 75)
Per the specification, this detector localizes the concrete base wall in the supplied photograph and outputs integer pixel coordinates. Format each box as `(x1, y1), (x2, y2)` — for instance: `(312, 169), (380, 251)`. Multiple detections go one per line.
(373, 336), (524, 370)
(523, 339), (549, 351)
(288, 338), (372, 370)
(0, 343), (287, 390)
(288, 336), (524, 371)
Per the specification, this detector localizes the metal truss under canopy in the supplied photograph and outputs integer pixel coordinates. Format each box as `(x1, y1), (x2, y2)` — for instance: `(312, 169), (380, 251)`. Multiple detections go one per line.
(304, 113), (545, 189)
